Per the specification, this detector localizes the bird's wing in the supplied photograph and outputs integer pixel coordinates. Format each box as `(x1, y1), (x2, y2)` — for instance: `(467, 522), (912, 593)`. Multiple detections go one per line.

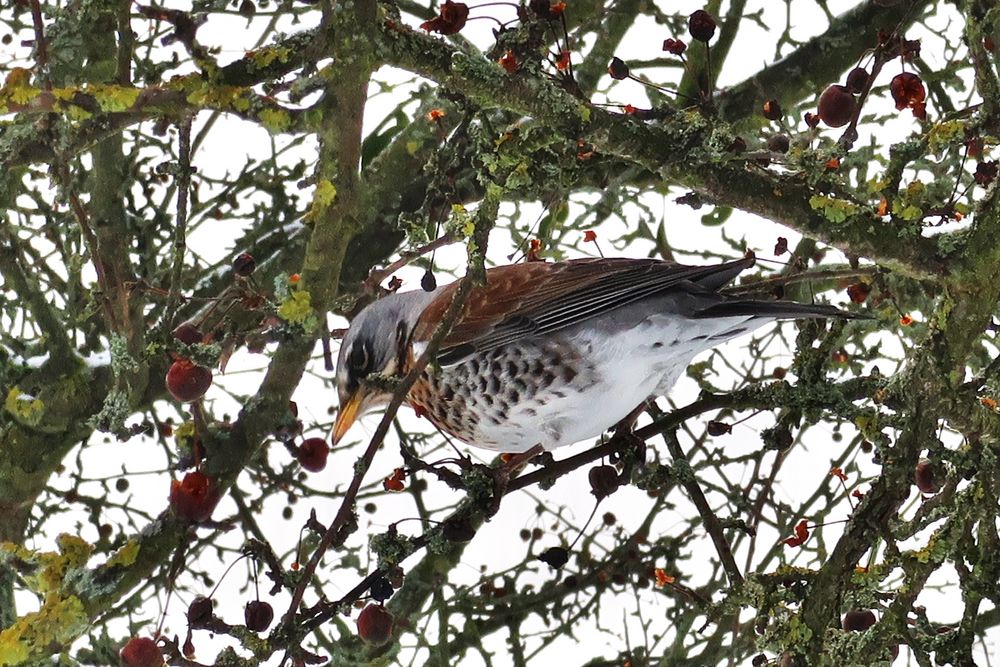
(413, 256), (757, 366)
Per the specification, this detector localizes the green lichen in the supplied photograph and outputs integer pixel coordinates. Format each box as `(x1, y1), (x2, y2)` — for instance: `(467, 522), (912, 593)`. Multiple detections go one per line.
(369, 529), (413, 568)
(109, 333), (140, 376)
(87, 389), (130, 433)
(927, 120), (966, 154)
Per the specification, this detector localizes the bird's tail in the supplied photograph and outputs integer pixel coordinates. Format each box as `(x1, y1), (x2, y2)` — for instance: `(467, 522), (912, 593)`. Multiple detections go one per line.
(693, 299), (868, 320)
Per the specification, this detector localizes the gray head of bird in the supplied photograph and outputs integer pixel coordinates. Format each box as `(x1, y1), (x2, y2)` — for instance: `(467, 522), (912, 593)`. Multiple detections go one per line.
(332, 288), (439, 445)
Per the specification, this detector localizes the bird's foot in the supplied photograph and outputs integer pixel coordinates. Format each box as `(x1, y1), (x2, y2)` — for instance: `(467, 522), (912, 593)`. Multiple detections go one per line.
(613, 400), (652, 437)
(486, 444), (545, 516)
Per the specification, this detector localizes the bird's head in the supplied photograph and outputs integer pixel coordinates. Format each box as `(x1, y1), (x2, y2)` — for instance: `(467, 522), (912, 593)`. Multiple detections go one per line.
(332, 289), (438, 445)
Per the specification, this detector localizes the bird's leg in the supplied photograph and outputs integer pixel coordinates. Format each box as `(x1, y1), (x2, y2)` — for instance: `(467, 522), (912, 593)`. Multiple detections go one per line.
(611, 402), (650, 474)
(613, 400), (652, 437)
(486, 444), (545, 516)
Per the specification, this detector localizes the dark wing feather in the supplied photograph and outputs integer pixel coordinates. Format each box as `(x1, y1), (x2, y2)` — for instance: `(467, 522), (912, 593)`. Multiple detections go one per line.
(416, 257), (759, 366)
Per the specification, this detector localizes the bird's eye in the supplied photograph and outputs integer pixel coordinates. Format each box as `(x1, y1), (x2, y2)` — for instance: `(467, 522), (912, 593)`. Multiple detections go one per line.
(348, 341), (372, 375)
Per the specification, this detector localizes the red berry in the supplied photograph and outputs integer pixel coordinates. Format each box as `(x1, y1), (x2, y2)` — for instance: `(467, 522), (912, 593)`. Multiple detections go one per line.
(297, 437), (329, 472)
(915, 458), (943, 494)
(842, 609), (877, 632)
(166, 360), (212, 402)
(847, 282), (872, 304)
(418, 0), (469, 34)
(890, 72), (925, 111)
(846, 67), (869, 94)
(383, 477), (405, 492)
(804, 111), (820, 128)
(244, 600), (274, 632)
(169, 471), (220, 522)
(687, 9), (716, 42)
(171, 322), (203, 345)
(662, 38), (687, 55)
(588, 465), (620, 500)
(120, 637), (162, 667)
(357, 604), (394, 646)
(817, 84), (856, 128)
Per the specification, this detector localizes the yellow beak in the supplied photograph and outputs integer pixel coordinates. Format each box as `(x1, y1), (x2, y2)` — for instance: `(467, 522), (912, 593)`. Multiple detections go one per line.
(332, 391), (364, 446)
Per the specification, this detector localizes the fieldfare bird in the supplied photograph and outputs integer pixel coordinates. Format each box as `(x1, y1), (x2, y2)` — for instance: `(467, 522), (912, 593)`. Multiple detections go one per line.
(333, 256), (861, 452)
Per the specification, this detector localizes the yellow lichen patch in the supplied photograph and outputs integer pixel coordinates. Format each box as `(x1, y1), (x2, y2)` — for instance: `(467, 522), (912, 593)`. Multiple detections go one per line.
(303, 180), (337, 222)
(186, 83), (252, 112)
(105, 540), (140, 569)
(23, 534), (94, 595)
(5, 387), (45, 426)
(247, 45), (291, 69)
(808, 194), (859, 224)
(277, 290), (313, 326)
(259, 107), (291, 134)
(87, 84), (140, 113)
(0, 595), (89, 666)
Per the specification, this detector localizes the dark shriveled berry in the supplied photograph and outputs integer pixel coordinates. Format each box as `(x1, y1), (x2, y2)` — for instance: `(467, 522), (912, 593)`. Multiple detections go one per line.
(762, 99), (782, 121)
(171, 322), (203, 345)
(842, 609), (877, 632)
(442, 517), (476, 542)
(817, 85), (856, 128)
(915, 458), (943, 494)
(767, 134), (790, 153)
(244, 600), (274, 632)
(687, 9), (716, 42)
(370, 576), (394, 602)
(421, 269), (437, 292)
(187, 596), (215, 629)
(538, 546), (569, 570)
(707, 420), (732, 436)
(608, 57), (630, 80)
(232, 252), (256, 277)
(846, 67), (869, 94)
(663, 38), (687, 55)
(588, 465), (620, 500)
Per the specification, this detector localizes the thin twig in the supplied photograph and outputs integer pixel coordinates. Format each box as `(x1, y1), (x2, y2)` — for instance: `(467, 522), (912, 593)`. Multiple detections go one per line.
(28, 0), (52, 91)
(364, 233), (457, 291)
(662, 428), (744, 587)
(166, 116), (194, 327)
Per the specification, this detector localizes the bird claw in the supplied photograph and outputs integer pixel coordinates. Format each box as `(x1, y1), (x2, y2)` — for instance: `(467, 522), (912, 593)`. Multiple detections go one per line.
(486, 444), (545, 516)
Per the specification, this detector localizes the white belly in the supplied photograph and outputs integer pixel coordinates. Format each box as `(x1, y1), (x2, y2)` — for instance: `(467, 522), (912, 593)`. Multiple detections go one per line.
(459, 313), (762, 452)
